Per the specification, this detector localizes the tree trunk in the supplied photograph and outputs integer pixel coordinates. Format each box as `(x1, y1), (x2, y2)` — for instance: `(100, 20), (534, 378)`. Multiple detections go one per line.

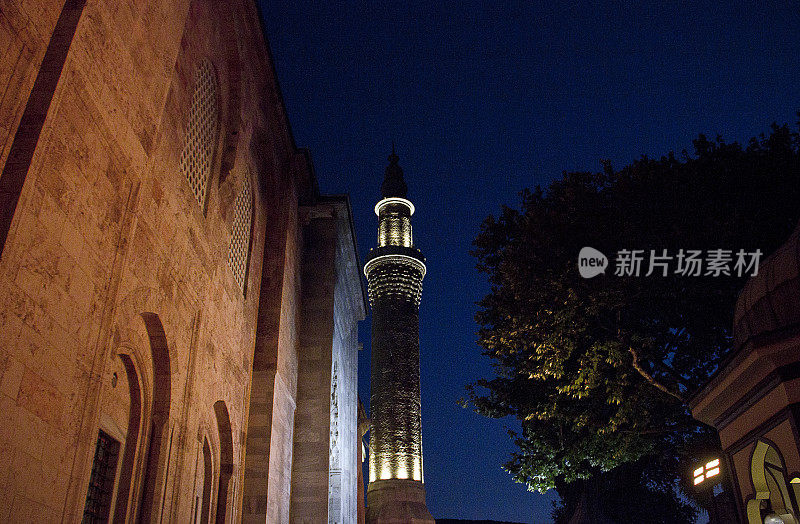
(567, 477), (616, 524)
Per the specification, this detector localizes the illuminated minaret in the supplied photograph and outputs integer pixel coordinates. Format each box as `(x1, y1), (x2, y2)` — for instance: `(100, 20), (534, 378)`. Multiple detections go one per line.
(365, 149), (434, 523)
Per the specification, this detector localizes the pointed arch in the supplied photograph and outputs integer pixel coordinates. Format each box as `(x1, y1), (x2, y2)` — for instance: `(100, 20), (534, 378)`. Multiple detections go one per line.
(111, 353), (143, 523)
(138, 312), (173, 522)
(140, 312), (171, 416)
(200, 437), (213, 524)
(746, 438), (798, 523)
(214, 400), (234, 524)
(83, 352), (140, 522)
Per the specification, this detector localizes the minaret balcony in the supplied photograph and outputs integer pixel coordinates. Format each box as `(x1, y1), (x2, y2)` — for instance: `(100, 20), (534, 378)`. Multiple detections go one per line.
(364, 245), (426, 272)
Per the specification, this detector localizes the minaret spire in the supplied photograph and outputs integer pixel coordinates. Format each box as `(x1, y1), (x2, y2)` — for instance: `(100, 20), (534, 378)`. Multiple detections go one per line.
(380, 146), (407, 198)
(365, 150), (434, 523)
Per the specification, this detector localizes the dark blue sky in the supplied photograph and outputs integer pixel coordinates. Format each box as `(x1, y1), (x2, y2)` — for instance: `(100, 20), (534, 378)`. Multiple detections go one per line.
(259, 2), (800, 521)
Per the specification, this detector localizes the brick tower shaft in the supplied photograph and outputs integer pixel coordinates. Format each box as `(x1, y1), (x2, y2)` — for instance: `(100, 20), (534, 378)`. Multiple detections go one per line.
(365, 151), (434, 523)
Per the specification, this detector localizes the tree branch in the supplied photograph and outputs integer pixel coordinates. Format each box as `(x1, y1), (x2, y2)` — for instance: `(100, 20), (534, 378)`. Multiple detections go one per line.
(654, 360), (694, 389)
(619, 423), (697, 435)
(628, 346), (687, 403)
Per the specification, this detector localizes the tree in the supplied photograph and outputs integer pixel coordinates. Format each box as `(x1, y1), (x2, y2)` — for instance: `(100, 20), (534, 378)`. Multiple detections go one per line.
(551, 456), (699, 523)
(468, 120), (800, 517)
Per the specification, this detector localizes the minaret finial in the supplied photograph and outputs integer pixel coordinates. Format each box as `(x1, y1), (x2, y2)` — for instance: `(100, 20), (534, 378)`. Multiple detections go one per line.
(381, 146), (407, 198)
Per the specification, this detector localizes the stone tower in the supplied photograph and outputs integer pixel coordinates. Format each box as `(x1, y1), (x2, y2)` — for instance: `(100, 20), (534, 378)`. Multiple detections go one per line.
(365, 150), (435, 523)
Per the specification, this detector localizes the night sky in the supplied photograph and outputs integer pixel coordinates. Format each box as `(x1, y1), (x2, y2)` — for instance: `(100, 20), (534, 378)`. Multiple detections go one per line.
(258, 2), (800, 522)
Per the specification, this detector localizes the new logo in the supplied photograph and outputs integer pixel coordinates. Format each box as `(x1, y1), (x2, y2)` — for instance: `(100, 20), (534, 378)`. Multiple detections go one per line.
(578, 247), (608, 278)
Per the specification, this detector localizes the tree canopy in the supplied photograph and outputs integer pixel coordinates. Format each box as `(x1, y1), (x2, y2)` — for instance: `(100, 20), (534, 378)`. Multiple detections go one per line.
(468, 121), (800, 509)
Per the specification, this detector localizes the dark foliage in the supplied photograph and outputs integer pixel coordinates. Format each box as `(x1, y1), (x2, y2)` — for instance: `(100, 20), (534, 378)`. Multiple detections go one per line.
(468, 120), (800, 518)
(551, 457), (700, 523)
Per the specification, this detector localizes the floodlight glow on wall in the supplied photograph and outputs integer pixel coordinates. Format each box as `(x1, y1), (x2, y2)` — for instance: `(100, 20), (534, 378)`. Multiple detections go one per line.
(693, 458), (720, 485)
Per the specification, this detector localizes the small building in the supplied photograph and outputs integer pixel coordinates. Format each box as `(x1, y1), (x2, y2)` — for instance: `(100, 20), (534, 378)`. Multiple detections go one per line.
(691, 222), (800, 524)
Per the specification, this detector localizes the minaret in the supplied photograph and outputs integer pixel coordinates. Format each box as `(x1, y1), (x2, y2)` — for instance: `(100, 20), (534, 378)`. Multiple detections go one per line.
(365, 149), (435, 523)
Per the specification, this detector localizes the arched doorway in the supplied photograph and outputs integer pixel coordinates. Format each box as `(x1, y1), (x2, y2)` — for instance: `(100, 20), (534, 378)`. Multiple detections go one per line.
(747, 439), (799, 523)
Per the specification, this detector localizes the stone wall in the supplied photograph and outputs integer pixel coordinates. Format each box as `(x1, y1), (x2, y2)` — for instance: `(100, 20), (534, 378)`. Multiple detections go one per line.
(329, 197), (366, 524)
(0, 0), (369, 522)
(290, 198), (366, 523)
(327, 197), (367, 523)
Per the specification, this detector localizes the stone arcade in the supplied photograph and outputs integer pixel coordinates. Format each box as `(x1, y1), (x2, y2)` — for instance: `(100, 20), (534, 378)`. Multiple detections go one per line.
(0, 0), (366, 522)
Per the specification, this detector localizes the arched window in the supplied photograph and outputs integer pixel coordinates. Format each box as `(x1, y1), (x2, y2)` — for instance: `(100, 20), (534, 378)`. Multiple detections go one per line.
(83, 353), (142, 523)
(747, 439), (799, 523)
(227, 180), (252, 292)
(180, 59), (219, 211)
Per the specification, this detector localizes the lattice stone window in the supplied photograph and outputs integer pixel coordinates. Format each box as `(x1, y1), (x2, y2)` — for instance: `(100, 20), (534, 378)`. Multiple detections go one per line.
(328, 360), (341, 524)
(329, 360), (340, 465)
(180, 59), (219, 211)
(83, 430), (120, 523)
(227, 180), (252, 292)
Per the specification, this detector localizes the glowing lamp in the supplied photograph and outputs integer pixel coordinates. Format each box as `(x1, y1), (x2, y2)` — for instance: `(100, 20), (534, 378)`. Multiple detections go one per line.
(693, 458), (721, 487)
(765, 514), (789, 524)
(380, 461), (391, 481)
(397, 464), (409, 480)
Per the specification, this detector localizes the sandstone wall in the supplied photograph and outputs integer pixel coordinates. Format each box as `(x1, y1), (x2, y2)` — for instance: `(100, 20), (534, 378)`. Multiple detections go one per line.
(329, 197), (367, 524)
(289, 199), (366, 524)
(0, 0), (317, 521)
